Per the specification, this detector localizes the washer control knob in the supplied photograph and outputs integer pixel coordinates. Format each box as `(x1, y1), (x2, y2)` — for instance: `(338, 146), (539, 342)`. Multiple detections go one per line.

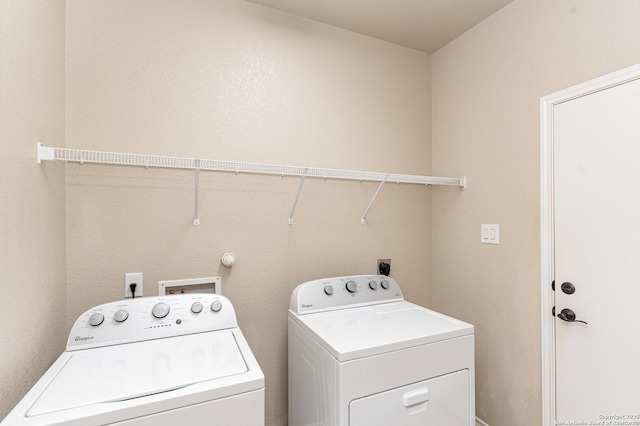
(210, 300), (223, 312)
(113, 309), (129, 323)
(369, 280), (378, 290)
(88, 313), (104, 326)
(324, 285), (334, 295)
(191, 301), (203, 313)
(152, 302), (170, 319)
(345, 280), (357, 293)
(380, 280), (390, 290)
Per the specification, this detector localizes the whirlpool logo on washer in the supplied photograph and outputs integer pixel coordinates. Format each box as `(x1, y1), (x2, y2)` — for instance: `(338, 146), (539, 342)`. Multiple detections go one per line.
(301, 304), (313, 308)
(74, 335), (95, 342)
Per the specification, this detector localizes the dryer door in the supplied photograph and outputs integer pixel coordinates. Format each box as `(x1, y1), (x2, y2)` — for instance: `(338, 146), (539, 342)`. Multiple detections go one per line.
(349, 369), (470, 426)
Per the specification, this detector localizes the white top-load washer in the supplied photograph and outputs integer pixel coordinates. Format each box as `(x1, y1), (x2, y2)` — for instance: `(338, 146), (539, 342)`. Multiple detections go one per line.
(3, 294), (264, 426)
(288, 275), (475, 426)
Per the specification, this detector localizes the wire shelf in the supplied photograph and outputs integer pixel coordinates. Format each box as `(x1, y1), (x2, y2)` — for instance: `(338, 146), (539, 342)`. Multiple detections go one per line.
(37, 143), (466, 224)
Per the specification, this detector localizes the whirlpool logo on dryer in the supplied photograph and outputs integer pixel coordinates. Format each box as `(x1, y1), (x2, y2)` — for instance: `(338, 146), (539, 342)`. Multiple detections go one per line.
(74, 335), (95, 342)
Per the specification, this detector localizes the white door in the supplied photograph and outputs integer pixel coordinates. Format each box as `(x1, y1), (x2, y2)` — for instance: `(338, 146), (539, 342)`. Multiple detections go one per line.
(554, 77), (640, 422)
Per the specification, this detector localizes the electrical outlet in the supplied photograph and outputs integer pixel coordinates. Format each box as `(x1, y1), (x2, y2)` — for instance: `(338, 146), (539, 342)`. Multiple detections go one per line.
(377, 259), (391, 276)
(124, 272), (143, 298)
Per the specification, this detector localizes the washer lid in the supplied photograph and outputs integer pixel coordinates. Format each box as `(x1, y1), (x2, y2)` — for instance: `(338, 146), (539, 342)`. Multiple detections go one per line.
(28, 330), (248, 417)
(292, 301), (473, 362)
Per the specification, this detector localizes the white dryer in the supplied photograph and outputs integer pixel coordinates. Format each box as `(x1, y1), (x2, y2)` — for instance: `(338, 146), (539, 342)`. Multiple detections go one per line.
(3, 294), (264, 425)
(288, 275), (474, 426)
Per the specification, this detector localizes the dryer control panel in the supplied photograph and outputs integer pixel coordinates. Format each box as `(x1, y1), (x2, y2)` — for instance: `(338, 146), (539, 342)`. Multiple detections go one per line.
(67, 294), (237, 351)
(289, 275), (404, 315)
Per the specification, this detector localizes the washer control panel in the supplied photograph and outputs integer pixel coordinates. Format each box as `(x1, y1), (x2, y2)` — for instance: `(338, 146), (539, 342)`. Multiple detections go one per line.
(290, 275), (404, 315)
(67, 294), (237, 351)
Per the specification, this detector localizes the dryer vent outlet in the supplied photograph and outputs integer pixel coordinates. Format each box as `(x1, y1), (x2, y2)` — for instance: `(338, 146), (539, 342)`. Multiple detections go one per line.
(377, 259), (391, 276)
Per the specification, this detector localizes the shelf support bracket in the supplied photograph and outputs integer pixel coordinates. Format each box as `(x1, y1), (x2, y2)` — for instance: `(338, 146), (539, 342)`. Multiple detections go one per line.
(288, 168), (308, 225)
(361, 174), (389, 225)
(37, 142), (55, 164)
(194, 159), (200, 226)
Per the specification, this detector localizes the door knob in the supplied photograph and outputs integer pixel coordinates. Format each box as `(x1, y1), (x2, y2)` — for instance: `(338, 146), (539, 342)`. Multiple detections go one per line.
(561, 282), (576, 294)
(557, 308), (588, 324)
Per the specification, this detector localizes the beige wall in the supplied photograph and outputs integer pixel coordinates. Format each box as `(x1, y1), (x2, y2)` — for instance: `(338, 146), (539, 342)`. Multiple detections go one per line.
(65, 1), (431, 424)
(431, 0), (640, 425)
(0, 0), (67, 421)
(12, 1), (639, 425)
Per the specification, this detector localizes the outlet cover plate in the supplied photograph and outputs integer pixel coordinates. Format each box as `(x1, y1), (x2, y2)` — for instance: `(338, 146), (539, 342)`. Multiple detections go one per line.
(124, 272), (143, 298)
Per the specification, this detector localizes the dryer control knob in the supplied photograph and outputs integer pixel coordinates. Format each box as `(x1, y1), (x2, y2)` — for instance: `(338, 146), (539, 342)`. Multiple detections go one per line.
(369, 280), (378, 290)
(380, 280), (390, 290)
(191, 302), (203, 313)
(88, 313), (104, 326)
(324, 285), (334, 295)
(152, 302), (170, 319)
(345, 280), (357, 293)
(210, 300), (222, 312)
(113, 309), (129, 323)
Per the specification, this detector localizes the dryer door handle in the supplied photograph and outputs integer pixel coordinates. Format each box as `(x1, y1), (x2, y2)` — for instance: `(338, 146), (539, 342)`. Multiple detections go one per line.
(402, 387), (430, 407)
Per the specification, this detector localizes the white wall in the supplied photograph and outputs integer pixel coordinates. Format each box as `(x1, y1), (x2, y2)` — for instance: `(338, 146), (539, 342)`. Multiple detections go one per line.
(431, 1), (640, 425)
(0, 0), (67, 420)
(65, 1), (432, 424)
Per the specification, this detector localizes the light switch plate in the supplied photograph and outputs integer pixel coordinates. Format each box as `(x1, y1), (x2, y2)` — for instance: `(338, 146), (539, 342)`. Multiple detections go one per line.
(481, 224), (500, 244)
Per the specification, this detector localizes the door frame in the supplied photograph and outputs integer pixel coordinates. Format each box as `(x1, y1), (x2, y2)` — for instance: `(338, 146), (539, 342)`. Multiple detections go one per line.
(540, 62), (640, 426)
